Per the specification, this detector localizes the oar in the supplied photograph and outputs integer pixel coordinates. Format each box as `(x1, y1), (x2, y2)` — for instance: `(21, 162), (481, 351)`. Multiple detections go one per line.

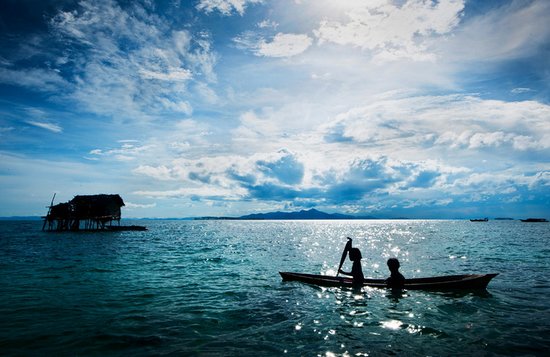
(336, 237), (352, 277)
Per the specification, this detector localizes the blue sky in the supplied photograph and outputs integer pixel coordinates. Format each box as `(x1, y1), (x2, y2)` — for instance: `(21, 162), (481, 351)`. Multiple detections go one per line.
(0, 0), (549, 218)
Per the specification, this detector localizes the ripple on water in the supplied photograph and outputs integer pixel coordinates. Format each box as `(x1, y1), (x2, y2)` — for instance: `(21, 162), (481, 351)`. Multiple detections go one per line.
(0, 219), (549, 355)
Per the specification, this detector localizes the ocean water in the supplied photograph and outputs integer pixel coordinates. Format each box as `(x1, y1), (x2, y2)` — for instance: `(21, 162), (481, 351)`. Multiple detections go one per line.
(1, 219), (549, 356)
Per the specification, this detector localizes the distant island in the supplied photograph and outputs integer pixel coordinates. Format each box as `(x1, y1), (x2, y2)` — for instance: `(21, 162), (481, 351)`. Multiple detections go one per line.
(196, 208), (377, 220)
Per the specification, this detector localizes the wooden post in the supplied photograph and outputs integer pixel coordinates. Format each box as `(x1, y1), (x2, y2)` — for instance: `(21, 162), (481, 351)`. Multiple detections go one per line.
(42, 193), (56, 231)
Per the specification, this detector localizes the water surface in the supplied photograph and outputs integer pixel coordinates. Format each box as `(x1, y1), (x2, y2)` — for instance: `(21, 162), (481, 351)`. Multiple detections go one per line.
(1, 220), (549, 355)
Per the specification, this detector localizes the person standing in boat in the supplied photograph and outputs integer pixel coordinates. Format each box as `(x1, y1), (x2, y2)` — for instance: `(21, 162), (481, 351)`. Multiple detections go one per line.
(338, 247), (365, 287)
(385, 258), (405, 288)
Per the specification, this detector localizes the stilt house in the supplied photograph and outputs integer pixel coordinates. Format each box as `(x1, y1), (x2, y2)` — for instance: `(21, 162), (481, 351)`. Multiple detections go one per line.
(43, 194), (125, 231)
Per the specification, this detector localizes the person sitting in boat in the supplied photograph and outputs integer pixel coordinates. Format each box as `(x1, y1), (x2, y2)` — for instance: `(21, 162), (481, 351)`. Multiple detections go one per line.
(385, 258), (405, 288)
(338, 247), (365, 287)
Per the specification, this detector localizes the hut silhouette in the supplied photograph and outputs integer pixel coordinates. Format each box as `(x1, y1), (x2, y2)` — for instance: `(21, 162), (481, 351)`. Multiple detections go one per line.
(43, 194), (126, 231)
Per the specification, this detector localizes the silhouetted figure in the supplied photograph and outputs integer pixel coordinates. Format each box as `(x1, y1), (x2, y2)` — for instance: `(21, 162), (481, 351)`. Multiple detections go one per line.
(385, 258), (405, 289)
(338, 247), (365, 287)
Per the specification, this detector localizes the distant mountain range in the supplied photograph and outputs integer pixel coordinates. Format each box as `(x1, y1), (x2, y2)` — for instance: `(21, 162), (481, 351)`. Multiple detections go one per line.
(198, 208), (377, 220)
(0, 212), (535, 221)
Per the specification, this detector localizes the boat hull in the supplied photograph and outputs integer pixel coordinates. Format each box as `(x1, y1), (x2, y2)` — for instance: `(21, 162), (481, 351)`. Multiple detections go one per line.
(279, 272), (498, 290)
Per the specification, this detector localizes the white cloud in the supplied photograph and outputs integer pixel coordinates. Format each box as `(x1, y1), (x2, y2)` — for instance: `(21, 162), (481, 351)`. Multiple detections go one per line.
(232, 110), (281, 141)
(234, 32), (313, 57)
(448, 170), (548, 197)
(87, 85), (549, 214)
(125, 202), (157, 209)
(49, 0), (216, 122)
(0, 67), (68, 92)
(314, 0), (465, 62)
(323, 94), (550, 153)
(139, 68), (192, 81)
(439, 0), (550, 62)
(436, 131), (542, 151)
(257, 33), (313, 57)
(26, 120), (63, 133)
(134, 186), (246, 200)
(158, 98), (193, 115)
(196, 0), (262, 16)
(89, 142), (155, 161)
(257, 19), (278, 29)
(133, 165), (175, 181)
(468, 132), (515, 149)
(511, 87), (533, 94)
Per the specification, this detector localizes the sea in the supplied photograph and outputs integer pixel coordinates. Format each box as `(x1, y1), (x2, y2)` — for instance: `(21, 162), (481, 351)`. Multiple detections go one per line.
(1, 219), (549, 356)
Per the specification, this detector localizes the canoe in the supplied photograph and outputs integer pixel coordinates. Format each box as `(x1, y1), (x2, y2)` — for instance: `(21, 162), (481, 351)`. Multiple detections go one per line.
(279, 272), (498, 290)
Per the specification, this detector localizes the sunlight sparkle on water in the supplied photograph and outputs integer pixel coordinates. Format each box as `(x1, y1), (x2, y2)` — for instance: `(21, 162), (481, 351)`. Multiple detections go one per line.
(0, 219), (547, 356)
(325, 351), (352, 357)
(381, 319), (403, 330)
(406, 325), (423, 334)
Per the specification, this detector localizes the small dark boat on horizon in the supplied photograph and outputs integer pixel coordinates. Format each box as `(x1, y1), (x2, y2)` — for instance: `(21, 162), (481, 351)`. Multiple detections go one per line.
(470, 218), (488, 222)
(107, 225), (147, 231)
(520, 218), (548, 222)
(279, 272), (498, 290)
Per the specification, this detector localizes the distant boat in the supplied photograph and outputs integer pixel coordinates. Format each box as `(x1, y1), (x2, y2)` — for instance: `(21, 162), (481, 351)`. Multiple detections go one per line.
(107, 225), (147, 231)
(470, 218), (488, 222)
(520, 218), (548, 222)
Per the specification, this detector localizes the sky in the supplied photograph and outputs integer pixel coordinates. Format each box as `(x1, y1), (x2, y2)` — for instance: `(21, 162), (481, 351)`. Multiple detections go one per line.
(0, 0), (549, 219)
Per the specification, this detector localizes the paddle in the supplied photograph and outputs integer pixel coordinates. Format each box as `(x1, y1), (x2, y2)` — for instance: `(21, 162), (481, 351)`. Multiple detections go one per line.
(336, 237), (352, 277)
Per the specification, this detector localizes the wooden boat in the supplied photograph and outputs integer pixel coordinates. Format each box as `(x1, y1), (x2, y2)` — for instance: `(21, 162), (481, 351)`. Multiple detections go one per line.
(470, 218), (488, 222)
(279, 272), (498, 290)
(520, 218), (548, 222)
(106, 225), (147, 231)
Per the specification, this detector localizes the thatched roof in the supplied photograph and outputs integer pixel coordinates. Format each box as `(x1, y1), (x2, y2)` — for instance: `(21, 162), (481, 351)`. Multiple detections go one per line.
(70, 194), (125, 208)
(70, 194), (125, 220)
